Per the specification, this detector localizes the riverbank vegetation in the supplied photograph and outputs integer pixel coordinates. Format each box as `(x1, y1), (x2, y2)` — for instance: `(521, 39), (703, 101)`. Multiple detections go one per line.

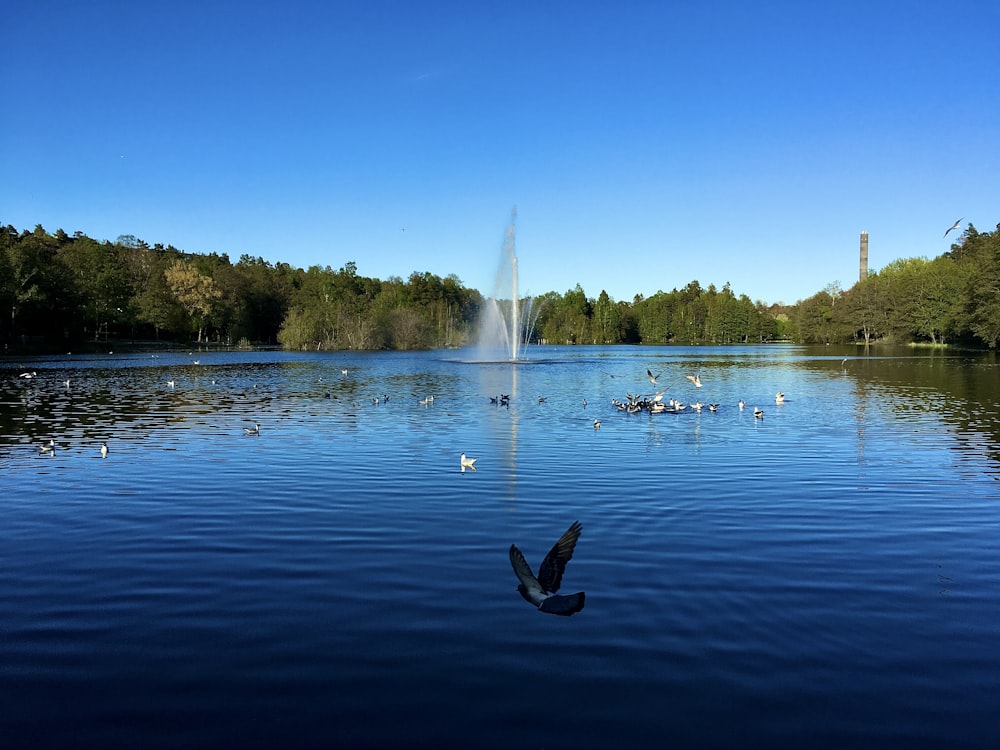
(2, 221), (998, 352)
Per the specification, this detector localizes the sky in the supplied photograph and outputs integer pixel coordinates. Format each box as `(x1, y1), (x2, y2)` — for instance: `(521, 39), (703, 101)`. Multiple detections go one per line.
(2, 0), (998, 306)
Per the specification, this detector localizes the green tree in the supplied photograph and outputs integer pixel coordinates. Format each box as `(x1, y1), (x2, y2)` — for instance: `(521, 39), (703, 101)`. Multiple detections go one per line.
(164, 260), (222, 343)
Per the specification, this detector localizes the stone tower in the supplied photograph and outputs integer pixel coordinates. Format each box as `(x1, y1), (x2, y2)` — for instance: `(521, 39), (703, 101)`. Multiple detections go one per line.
(860, 231), (869, 281)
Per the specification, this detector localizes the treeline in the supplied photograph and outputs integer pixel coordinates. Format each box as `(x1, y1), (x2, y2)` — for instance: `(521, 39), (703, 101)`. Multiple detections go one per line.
(2, 221), (998, 352)
(533, 282), (789, 345)
(0, 225), (481, 351)
(794, 223), (1000, 347)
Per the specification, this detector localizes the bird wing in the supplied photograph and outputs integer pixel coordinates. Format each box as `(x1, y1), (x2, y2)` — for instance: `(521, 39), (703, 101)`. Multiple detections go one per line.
(536, 521), (582, 593)
(509, 544), (543, 599)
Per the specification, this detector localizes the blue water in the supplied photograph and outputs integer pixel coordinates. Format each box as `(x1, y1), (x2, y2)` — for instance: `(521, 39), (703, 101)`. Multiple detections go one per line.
(2, 346), (999, 748)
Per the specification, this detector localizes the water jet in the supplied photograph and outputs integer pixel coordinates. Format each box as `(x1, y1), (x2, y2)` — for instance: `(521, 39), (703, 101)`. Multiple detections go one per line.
(476, 209), (540, 361)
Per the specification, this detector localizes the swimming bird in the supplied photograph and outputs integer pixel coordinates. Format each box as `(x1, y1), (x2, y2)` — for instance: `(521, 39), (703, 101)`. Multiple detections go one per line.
(419, 396), (433, 405)
(19, 371), (37, 379)
(754, 407), (764, 419)
(167, 380), (175, 388)
(775, 392), (785, 404)
(593, 418), (601, 429)
(243, 423), (260, 436)
(39, 439), (55, 455)
(647, 369), (661, 386)
(460, 453), (477, 472)
(509, 521), (586, 616)
(341, 368), (348, 375)
(100, 442), (108, 459)
(738, 400), (745, 411)
(685, 374), (702, 388)
(943, 218), (964, 238)
(63, 379), (71, 388)
(708, 403), (720, 412)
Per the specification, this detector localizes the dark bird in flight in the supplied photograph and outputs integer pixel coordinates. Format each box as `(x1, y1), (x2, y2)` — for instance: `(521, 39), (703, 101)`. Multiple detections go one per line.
(943, 218), (964, 238)
(509, 521), (586, 616)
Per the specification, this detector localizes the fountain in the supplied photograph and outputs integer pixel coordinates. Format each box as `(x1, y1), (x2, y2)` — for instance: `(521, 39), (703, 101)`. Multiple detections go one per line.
(475, 209), (540, 361)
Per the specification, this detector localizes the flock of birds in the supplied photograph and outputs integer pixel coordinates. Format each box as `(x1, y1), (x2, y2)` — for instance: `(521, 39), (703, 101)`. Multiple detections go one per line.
(607, 368), (781, 422)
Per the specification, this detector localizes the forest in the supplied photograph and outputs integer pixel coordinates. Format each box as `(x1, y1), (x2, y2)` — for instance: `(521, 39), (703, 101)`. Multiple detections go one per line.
(2, 220), (998, 353)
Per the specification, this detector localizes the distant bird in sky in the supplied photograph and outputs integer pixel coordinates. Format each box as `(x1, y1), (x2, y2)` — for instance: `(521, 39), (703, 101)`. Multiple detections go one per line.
(460, 453), (477, 472)
(509, 521), (586, 616)
(685, 374), (702, 388)
(943, 218), (964, 238)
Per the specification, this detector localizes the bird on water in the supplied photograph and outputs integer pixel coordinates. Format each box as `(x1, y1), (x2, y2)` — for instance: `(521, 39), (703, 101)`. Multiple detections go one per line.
(509, 521), (586, 616)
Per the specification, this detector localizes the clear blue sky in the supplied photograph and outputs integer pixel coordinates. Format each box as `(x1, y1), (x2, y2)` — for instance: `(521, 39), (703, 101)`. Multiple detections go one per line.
(2, 0), (997, 306)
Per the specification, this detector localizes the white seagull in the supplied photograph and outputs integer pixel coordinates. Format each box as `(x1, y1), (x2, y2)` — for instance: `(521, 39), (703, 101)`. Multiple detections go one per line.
(509, 521), (586, 616)
(685, 374), (702, 388)
(39, 439), (55, 455)
(775, 392), (785, 404)
(460, 453), (477, 472)
(100, 442), (108, 459)
(943, 218), (964, 238)
(243, 423), (260, 436)
(646, 369), (661, 386)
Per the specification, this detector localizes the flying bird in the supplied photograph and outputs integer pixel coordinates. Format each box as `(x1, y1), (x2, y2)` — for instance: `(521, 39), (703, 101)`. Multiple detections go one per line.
(646, 369), (661, 386)
(509, 521), (586, 616)
(685, 374), (702, 388)
(460, 453), (477, 472)
(943, 218), (964, 238)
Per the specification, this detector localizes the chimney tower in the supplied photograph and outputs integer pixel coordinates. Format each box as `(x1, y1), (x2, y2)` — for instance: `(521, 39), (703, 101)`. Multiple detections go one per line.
(860, 231), (869, 281)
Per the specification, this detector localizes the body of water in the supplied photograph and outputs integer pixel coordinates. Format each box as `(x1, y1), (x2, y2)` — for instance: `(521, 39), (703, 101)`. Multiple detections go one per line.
(2, 345), (998, 748)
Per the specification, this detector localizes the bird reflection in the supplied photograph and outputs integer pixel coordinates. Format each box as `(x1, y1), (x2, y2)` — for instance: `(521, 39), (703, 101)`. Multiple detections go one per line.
(509, 521), (586, 616)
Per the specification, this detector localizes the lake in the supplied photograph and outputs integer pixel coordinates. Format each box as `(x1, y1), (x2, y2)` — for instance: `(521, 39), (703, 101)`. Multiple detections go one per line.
(2, 345), (999, 749)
